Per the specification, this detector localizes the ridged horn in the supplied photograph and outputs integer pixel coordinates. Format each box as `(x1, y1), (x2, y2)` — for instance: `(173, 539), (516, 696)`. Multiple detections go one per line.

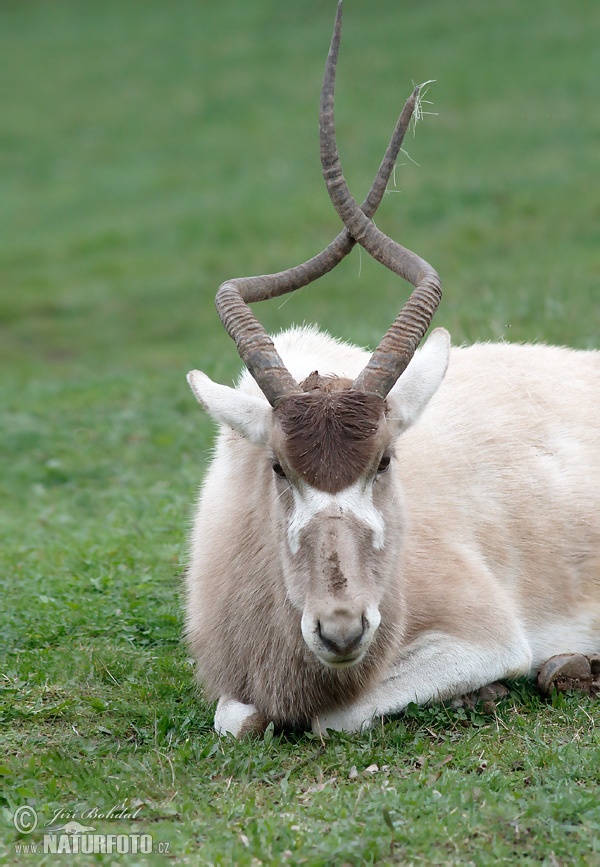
(215, 11), (420, 406)
(320, 0), (442, 399)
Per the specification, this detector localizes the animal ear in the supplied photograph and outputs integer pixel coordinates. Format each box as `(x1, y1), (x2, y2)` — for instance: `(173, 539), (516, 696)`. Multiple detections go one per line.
(386, 327), (450, 434)
(187, 370), (272, 444)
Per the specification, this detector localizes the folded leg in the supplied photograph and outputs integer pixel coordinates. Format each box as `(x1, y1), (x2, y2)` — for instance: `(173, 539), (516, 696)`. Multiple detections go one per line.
(313, 629), (532, 734)
(214, 697), (269, 738)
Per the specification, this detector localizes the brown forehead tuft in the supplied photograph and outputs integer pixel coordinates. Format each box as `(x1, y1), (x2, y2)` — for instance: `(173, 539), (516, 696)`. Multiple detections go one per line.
(274, 378), (385, 493)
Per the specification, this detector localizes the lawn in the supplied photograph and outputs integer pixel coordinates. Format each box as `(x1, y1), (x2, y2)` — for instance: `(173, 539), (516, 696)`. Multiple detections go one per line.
(1, 0), (599, 864)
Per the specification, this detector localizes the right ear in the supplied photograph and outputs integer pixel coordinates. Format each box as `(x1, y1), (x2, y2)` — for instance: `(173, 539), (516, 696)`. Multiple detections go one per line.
(385, 327), (450, 435)
(187, 370), (272, 445)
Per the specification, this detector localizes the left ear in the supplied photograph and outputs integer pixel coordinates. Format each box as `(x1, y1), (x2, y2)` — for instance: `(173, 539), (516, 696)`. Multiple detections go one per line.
(187, 370), (272, 444)
(386, 328), (450, 434)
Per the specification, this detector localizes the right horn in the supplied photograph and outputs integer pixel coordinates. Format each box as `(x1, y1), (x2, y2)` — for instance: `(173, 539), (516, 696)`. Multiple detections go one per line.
(321, 1), (442, 400)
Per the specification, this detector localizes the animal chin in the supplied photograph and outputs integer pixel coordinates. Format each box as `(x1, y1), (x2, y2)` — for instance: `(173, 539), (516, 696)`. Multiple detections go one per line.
(315, 649), (367, 669)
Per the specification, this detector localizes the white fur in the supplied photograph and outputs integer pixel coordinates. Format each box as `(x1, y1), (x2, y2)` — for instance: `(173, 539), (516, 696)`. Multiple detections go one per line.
(528, 612), (600, 666)
(214, 698), (259, 737)
(237, 325), (369, 396)
(187, 326), (600, 735)
(288, 479), (385, 554)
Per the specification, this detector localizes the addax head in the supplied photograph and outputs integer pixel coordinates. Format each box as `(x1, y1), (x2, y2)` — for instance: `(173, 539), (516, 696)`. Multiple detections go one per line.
(188, 329), (449, 669)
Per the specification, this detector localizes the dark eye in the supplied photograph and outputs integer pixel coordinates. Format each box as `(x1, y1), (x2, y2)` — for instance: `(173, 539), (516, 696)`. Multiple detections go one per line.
(377, 454), (391, 474)
(272, 461), (287, 479)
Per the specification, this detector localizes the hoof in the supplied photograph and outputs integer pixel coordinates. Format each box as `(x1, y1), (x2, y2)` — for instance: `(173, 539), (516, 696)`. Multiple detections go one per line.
(451, 682), (510, 710)
(537, 653), (600, 697)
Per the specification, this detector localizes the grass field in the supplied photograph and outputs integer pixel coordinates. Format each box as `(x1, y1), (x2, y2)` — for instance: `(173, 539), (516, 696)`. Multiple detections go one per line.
(1, 0), (599, 864)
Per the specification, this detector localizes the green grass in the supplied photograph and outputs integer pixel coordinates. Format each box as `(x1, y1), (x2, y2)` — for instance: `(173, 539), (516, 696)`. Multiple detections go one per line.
(1, 0), (598, 863)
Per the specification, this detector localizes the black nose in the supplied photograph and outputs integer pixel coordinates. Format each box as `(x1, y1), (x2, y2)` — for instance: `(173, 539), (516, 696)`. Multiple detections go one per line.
(317, 617), (366, 657)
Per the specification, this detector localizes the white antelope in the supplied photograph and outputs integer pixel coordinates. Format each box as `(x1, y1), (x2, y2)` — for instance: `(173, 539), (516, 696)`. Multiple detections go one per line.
(186, 3), (600, 737)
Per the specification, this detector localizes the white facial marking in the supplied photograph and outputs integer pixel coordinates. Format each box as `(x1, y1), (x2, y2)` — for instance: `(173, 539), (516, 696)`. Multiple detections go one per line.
(287, 479), (385, 554)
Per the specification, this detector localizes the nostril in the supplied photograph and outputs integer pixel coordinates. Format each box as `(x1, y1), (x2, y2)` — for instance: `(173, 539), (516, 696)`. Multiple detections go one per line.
(316, 620), (337, 654)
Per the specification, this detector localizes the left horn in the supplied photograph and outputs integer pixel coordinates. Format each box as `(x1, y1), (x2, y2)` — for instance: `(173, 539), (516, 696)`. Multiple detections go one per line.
(320, 0), (442, 399)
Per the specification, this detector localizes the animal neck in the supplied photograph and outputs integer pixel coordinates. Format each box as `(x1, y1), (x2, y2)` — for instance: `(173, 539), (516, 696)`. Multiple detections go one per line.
(250, 580), (403, 728)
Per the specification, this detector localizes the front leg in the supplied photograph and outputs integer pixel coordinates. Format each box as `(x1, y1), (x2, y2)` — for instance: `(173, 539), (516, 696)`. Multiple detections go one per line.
(214, 697), (269, 737)
(313, 630), (533, 734)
